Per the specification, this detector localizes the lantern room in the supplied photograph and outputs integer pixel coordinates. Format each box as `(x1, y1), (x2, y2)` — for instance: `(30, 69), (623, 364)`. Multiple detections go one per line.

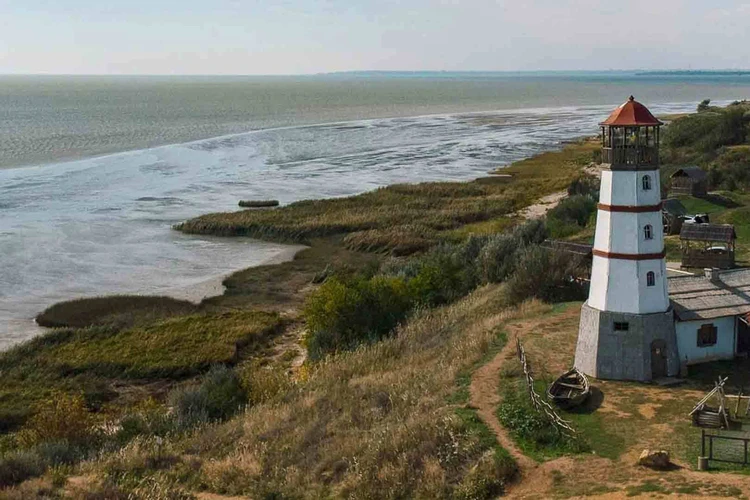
(599, 96), (663, 167)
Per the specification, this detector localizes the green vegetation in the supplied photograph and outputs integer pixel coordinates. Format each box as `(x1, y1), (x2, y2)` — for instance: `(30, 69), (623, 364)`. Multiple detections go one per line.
(177, 139), (599, 249)
(0, 138), (600, 496)
(303, 220), (586, 359)
(545, 194), (597, 238)
(496, 377), (587, 461)
(35, 295), (198, 329)
(662, 100), (750, 189)
(0, 310), (283, 434)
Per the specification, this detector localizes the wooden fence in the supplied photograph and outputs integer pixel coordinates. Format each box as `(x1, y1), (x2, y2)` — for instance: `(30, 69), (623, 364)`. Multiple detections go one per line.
(515, 338), (576, 436)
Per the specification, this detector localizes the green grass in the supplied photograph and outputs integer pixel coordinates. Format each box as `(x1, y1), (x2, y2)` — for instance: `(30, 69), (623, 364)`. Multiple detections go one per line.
(0, 311), (284, 431)
(35, 295), (198, 329)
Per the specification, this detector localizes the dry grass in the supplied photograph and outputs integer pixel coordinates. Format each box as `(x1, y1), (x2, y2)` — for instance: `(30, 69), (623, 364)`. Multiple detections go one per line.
(75, 288), (553, 498)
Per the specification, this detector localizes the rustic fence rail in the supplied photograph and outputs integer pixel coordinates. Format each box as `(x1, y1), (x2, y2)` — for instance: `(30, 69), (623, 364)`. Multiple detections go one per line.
(515, 338), (576, 436)
(702, 429), (750, 467)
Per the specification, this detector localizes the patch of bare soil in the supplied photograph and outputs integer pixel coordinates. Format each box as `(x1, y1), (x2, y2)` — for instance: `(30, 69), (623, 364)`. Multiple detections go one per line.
(518, 190), (567, 220)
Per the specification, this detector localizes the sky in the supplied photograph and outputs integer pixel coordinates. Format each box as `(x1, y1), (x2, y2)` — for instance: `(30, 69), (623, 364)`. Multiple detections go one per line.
(1, 0), (750, 75)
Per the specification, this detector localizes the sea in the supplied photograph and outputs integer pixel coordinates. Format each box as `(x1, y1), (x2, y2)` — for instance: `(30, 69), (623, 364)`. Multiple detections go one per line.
(2, 72), (750, 349)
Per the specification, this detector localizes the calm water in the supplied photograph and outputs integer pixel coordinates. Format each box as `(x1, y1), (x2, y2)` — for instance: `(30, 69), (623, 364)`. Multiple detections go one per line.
(1, 73), (749, 348)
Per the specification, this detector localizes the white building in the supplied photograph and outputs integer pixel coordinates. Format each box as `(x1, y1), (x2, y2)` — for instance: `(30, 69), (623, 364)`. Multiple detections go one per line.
(670, 268), (750, 366)
(575, 97), (680, 382)
(574, 97), (749, 382)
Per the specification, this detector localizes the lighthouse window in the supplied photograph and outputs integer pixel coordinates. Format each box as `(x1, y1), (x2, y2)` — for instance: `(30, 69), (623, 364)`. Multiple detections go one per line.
(613, 322), (630, 331)
(642, 175), (652, 191)
(644, 225), (653, 240)
(646, 271), (655, 287)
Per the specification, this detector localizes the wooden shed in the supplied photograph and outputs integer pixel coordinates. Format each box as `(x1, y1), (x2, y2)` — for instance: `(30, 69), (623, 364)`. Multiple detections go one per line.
(679, 223), (736, 269)
(670, 167), (708, 197)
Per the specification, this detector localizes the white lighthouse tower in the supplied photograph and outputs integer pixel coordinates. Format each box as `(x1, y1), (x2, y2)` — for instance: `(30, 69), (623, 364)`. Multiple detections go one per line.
(575, 97), (679, 382)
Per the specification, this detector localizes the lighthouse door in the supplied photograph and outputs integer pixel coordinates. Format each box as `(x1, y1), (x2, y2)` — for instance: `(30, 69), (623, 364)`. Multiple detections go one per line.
(651, 340), (668, 379)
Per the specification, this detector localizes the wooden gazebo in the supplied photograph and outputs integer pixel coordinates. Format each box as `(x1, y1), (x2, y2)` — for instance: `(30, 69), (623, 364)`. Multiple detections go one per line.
(679, 223), (736, 269)
(670, 167), (708, 197)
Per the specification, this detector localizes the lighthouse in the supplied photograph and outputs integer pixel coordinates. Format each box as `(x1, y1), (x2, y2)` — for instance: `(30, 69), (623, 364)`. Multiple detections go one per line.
(574, 97), (679, 382)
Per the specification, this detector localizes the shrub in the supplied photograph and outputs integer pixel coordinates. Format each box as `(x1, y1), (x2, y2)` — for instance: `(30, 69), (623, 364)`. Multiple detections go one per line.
(478, 235), (521, 283)
(545, 195), (596, 238)
(505, 247), (587, 305)
(0, 451), (46, 488)
(117, 399), (175, 443)
(238, 362), (293, 405)
(707, 147), (750, 190)
(566, 175), (600, 198)
(304, 275), (413, 360)
(16, 392), (98, 448)
(168, 366), (247, 428)
(664, 105), (749, 155)
(697, 98), (711, 112)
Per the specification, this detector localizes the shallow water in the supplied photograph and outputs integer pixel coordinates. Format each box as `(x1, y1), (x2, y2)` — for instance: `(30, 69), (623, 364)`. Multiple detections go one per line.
(2, 74), (750, 349)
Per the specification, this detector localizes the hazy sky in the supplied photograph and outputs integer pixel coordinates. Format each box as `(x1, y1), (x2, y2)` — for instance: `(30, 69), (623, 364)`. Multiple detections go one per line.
(1, 0), (749, 74)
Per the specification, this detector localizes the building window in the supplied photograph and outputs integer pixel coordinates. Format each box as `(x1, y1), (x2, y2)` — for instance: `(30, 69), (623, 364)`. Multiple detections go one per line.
(644, 225), (653, 240)
(614, 322), (630, 331)
(642, 175), (652, 190)
(697, 324), (718, 347)
(647, 271), (655, 287)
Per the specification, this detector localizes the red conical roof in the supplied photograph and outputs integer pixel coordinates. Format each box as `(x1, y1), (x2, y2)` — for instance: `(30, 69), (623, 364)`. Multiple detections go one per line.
(600, 96), (663, 126)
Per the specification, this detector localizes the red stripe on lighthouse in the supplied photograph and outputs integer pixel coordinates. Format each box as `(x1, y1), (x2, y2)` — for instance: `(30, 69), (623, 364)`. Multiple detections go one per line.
(592, 249), (666, 260)
(597, 202), (663, 213)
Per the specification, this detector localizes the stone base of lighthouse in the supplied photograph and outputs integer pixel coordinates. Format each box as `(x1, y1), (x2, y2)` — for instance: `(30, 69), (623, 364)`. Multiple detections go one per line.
(575, 302), (679, 382)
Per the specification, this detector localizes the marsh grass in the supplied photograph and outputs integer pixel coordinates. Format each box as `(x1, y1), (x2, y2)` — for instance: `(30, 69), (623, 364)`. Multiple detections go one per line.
(0, 311), (284, 432)
(36, 296), (198, 329)
(176, 140), (598, 244)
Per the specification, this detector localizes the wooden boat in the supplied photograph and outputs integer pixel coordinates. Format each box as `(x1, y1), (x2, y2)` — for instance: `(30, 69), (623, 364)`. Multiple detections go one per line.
(547, 368), (590, 409)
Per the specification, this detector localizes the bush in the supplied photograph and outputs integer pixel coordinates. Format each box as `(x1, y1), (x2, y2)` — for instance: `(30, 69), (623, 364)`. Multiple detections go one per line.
(505, 247), (587, 305)
(664, 105), (749, 155)
(168, 366), (247, 428)
(0, 451), (45, 488)
(117, 399), (175, 443)
(17, 392), (98, 448)
(566, 175), (600, 198)
(707, 147), (750, 190)
(697, 98), (711, 112)
(238, 362), (293, 405)
(304, 275), (413, 360)
(478, 235), (522, 283)
(545, 195), (596, 238)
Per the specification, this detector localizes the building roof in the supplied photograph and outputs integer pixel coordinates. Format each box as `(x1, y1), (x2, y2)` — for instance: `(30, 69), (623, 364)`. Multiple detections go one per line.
(671, 166), (708, 181)
(599, 96), (663, 127)
(679, 223), (737, 242)
(670, 269), (750, 321)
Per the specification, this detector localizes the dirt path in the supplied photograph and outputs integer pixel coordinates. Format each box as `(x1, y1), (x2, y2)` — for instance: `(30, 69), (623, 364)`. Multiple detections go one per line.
(518, 190), (567, 219)
(469, 336), (537, 474)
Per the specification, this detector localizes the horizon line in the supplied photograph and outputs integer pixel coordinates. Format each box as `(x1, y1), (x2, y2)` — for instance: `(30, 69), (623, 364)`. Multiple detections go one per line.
(3, 69), (750, 78)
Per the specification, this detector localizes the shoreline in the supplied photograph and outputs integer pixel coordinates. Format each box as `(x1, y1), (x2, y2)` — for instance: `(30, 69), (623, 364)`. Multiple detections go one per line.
(1, 242), (307, 351)
(0, 99), (717, 172)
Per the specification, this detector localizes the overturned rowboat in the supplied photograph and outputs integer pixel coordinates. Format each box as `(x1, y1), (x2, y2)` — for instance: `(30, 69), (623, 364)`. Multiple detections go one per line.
(547, 368), (590, 409)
